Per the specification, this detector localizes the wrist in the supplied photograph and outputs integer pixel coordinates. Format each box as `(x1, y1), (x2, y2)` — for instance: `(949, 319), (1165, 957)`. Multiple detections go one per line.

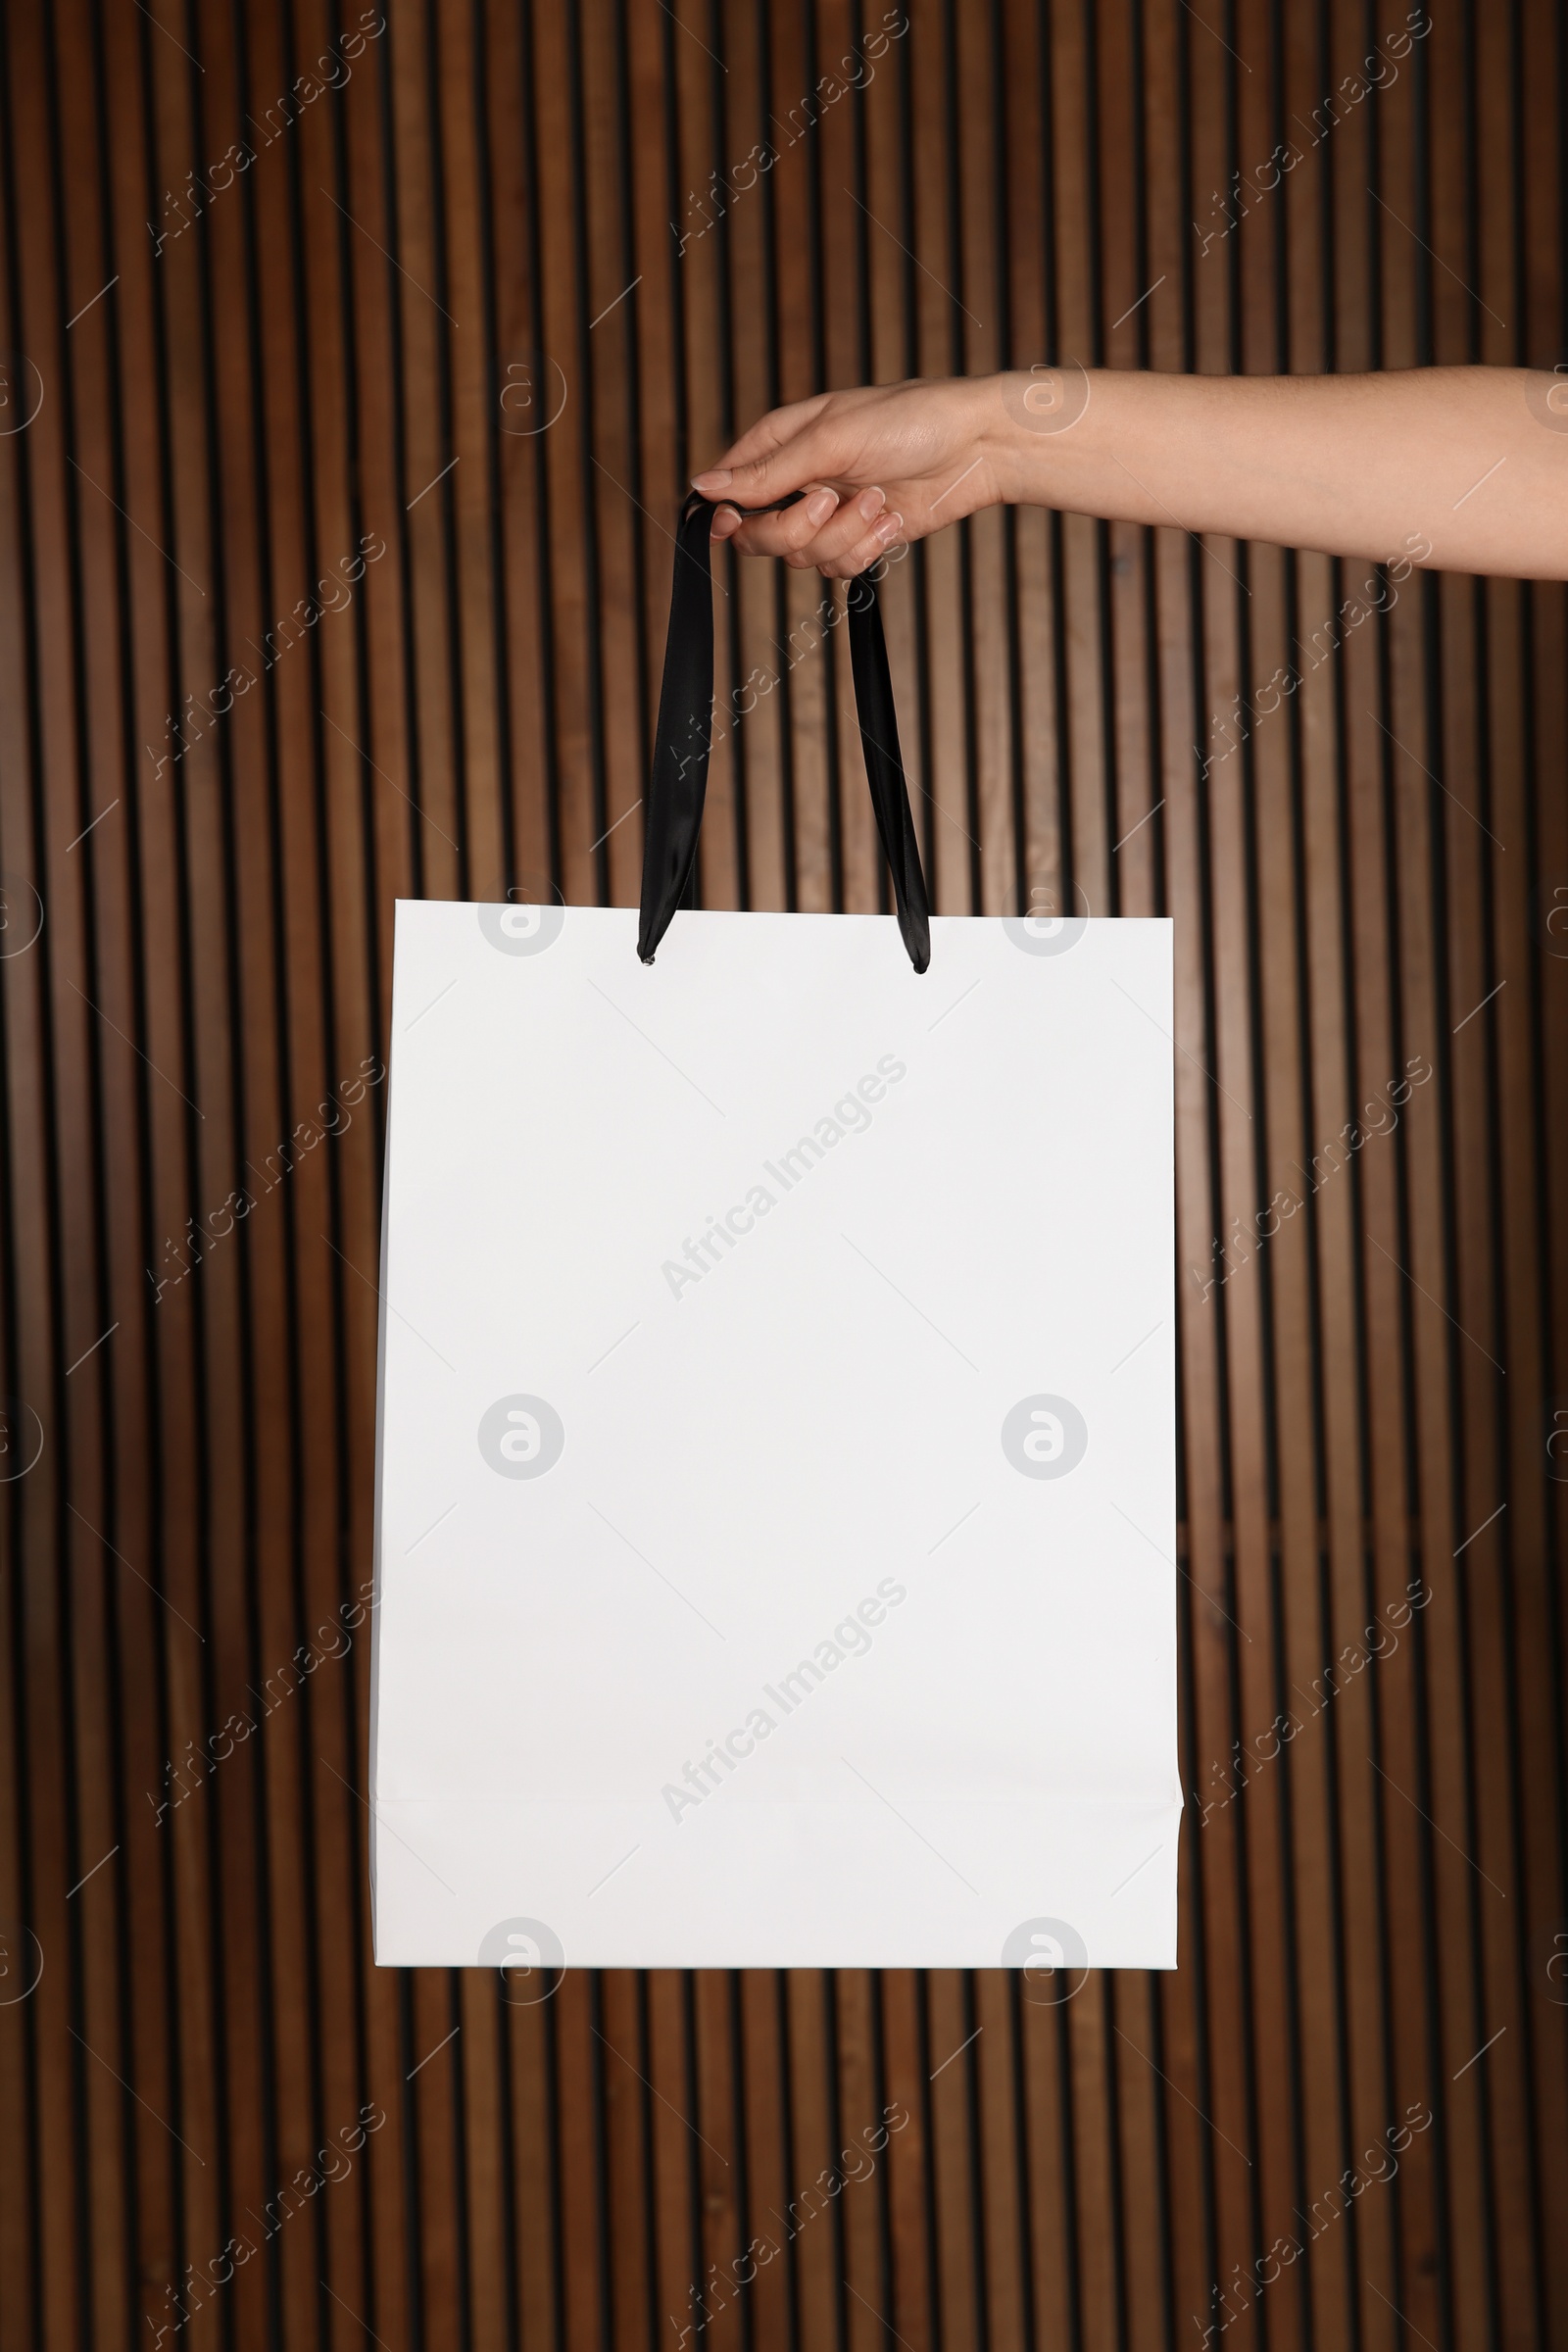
(981, 367), (1096, 504)
(979, 372), (1028, 504)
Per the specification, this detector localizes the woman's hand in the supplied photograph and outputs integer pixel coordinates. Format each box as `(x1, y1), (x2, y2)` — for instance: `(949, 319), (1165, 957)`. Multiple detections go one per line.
(695, 365), (1568, 581)
(691, 376), (1005, 575)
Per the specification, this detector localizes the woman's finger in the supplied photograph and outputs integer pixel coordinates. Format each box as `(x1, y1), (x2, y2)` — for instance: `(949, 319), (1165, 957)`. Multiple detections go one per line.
(820, 509), (905, 578)
(693, 417), (845, 508)
(712, 484), (844, 559)
(779, 484), (887, 567)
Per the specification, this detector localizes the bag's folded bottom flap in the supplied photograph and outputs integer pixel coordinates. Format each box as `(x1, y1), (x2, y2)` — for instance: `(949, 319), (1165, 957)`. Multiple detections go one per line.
(371, 1790), (1183, 1971)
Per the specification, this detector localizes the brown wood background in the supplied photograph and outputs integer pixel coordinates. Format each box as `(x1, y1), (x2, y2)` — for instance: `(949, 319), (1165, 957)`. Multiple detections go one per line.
(1, 0), (1565, 2345)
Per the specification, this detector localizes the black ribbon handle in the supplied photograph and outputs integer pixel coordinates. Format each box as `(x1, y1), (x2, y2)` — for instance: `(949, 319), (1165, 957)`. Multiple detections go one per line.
(638, 489), (931, 973)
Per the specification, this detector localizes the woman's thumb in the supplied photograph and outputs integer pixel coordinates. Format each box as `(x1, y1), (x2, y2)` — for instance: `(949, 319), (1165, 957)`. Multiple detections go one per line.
(691, 450), (782, 501)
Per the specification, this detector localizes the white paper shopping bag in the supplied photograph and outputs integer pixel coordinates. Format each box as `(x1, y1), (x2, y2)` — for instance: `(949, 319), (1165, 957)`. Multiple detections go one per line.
(369, 898), (1181, 1972)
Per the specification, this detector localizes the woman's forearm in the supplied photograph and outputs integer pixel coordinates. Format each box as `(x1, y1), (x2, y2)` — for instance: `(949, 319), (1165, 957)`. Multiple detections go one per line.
(983, 366), (1566, 578)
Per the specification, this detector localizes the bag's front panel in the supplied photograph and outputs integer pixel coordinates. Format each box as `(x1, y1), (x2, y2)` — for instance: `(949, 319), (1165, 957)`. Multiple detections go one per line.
(372, 902), (1178, 1968)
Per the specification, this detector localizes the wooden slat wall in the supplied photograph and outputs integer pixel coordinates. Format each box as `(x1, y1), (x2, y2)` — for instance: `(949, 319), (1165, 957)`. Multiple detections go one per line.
(0, 1), (1563, 2345)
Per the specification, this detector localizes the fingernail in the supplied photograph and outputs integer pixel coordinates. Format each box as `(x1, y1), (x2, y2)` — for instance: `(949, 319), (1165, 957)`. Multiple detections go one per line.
(805, 488), (838, 525)
(693, 467), (732, 489)
(859, 485), (886, 520)
(877, 511), (904, 541)
(710, 506), (740, 538)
